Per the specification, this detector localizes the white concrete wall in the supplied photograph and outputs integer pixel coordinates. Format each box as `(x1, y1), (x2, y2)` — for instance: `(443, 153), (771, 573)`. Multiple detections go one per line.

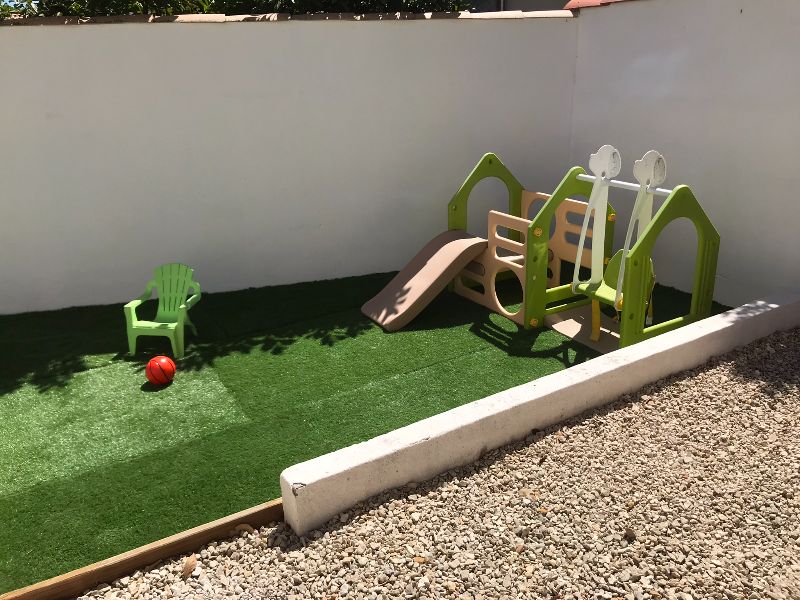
(0, 18), (577, 314)
(4, 0), (800, 314)
(569, 0), (800, 306)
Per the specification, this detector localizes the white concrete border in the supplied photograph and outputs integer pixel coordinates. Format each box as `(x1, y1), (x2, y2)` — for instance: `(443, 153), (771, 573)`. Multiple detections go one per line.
(280, 295), (800, 534)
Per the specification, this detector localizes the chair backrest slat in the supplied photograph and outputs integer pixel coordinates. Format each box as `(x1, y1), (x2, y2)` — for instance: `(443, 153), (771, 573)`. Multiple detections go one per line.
(154, 263), (194, 321)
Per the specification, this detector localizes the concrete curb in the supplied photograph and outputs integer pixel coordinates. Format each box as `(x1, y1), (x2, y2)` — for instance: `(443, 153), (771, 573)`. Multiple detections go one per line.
(280, 295), (800, 534)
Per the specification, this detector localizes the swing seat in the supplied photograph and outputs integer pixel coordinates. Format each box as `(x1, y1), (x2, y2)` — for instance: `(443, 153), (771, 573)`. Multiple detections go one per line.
(575, 249), (655, 309)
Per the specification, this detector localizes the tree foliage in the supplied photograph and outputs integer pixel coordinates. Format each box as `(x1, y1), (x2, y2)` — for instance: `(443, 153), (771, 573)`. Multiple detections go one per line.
(2, 0), (473, 18)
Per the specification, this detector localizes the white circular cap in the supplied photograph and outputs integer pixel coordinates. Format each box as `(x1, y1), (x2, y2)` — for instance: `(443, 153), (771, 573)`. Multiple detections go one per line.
(588, 145), (622, 180)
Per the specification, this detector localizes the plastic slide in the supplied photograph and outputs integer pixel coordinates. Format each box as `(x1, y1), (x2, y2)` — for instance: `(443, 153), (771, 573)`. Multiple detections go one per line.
(361, 230), (487, 332)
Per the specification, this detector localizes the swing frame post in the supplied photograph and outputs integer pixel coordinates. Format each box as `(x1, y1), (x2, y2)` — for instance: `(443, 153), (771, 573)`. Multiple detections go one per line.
(619, 185), (720, 346)
(523, 167), (616, 329)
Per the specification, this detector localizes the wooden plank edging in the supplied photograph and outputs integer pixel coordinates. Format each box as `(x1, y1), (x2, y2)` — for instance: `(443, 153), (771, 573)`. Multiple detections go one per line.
(0, 498), (283, 600)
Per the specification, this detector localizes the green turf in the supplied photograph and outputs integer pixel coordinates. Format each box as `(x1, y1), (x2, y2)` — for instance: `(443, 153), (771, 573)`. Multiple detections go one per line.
(0, 273), (726, 592)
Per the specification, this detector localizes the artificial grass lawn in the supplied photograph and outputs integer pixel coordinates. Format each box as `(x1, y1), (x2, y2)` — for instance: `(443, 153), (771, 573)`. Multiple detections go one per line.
(0, 273), (725, 592)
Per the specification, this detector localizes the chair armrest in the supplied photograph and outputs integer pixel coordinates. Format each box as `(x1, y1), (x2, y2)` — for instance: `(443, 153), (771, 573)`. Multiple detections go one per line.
(185, 280), (202, 310)
(124, 281), (155, 325)
(124, 300), (142, 326)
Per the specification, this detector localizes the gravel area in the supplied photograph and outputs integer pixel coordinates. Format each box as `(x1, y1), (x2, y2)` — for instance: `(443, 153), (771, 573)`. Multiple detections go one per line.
(80, 328), (800, 600)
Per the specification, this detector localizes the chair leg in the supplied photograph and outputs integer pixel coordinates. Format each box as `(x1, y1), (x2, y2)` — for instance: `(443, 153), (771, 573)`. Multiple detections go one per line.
(172, 327), (185, 359)
(127, 331), (138, 355)
(185, 313), (198, 336)
(590, 300), (601, 343)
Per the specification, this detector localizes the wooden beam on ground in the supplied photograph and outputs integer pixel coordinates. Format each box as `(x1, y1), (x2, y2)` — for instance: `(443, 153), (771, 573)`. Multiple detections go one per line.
(1, 498), (283, 600)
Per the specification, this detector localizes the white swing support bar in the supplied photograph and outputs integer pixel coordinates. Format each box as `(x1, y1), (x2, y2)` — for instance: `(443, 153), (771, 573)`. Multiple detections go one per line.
(576, 173), (672, 197)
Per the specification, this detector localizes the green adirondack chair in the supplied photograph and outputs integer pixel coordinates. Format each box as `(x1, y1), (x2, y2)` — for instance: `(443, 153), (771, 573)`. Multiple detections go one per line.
(124, 263), (201, 359)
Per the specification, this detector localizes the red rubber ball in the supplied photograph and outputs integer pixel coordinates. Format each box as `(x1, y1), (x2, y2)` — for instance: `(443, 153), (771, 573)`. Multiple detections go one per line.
(145, 355), (177, 386)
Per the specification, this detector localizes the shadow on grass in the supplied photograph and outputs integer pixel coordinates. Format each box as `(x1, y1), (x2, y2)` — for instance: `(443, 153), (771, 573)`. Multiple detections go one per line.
(2, 269), (590, 394)
(0, 302), (129, 394)
(140, 381), (172, 392)
(179, 314), (376, 373)
(0, 273), (394, 395)
(0, 271), (730, 395)
(470, 315), (597, 365)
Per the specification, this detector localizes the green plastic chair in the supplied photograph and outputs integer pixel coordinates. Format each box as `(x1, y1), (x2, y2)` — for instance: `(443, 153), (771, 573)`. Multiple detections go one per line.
(124, 263), (201, 359)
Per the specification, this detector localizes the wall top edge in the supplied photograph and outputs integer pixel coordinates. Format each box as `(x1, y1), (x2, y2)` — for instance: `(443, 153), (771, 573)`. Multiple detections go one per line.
(0, 9), (573, 26)
(563, 0), (631, 8)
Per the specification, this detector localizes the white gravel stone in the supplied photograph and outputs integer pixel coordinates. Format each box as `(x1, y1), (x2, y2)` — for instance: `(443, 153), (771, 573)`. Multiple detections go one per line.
(77, 328), (800, 600)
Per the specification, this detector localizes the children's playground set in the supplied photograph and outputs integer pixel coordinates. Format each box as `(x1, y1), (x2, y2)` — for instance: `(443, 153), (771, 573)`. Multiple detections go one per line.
(121, 144), (720, 362)
(123, 144), (719, 360)
(363, 145), (720, 353)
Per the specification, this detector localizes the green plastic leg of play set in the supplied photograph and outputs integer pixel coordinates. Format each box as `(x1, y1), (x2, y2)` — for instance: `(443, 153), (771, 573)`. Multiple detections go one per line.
(442, 153), (718, 349)
(523, 166), (616, 329)
(617, 185), (719, 346)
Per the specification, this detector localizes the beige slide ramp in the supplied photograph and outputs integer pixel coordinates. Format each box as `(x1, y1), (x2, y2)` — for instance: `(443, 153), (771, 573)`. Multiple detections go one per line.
(362, 230), (488, 332)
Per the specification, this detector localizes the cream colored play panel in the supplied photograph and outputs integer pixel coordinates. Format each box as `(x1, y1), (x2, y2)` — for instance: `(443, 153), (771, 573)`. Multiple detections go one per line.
(544, 304), (620, 354)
